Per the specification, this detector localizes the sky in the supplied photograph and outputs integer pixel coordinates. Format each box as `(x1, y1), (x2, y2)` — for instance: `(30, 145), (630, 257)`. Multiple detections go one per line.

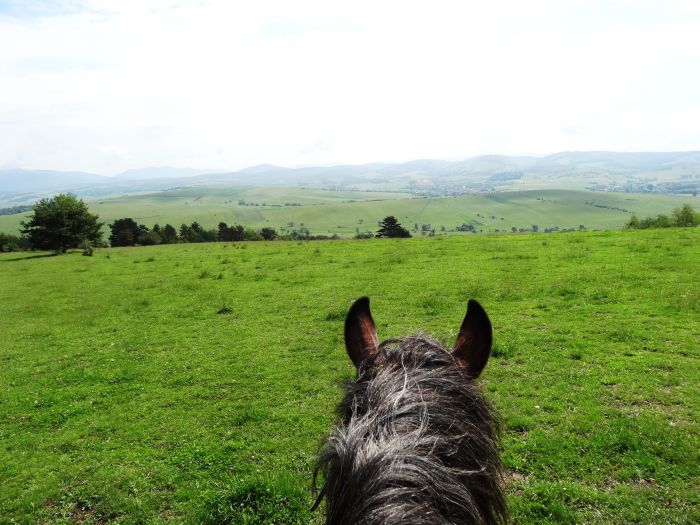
(1, 0), (699, 176)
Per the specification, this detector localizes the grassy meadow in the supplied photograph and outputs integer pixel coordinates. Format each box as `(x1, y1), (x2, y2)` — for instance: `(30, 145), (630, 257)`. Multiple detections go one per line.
(0, 188), (695, 238)
(1, 229), (698, 524)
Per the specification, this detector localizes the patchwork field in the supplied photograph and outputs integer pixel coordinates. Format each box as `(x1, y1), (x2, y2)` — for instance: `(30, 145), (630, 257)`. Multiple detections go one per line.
(0, 188), (695, 238)
(1, 229), (698, 523)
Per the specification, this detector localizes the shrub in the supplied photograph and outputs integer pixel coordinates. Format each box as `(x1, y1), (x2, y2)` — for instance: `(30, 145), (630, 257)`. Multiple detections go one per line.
(626, 204), (699, 229)
(0, 233), (31, 252)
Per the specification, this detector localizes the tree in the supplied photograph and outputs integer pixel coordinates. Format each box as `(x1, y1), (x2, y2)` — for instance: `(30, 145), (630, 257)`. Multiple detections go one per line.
(190, 222), (204, 242)
(244, 228), (264, 241)
(151, 224), (164, 243)
(137, 225), (161, 246)
(217, 222), (245, 242)
(377, 216), (411, 238)
(162, 224), (178, 243)
(654, 214), (671, 228)
(230, 224), (245, 241)
(629, 204), (699, 229)
(672, 204), (696, 227)
(21, 194), (102, 253)
(182, 222), (216, 242)
(217, 222), (231, 241)
(179, 223), (192, 242)
(109, 218), (140, 247)
(261, 227), (278, 240)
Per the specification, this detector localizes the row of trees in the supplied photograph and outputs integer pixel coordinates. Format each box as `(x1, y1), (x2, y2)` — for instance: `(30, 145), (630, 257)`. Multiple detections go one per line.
(111, 216), (416, 246)
(626, 204), (698, 229)
(6, 197), (414, 252)
(109, 219), (280, 246)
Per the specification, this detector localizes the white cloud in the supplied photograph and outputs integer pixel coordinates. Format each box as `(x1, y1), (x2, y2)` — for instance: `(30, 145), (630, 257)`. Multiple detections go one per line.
(0, 0), (698, 174)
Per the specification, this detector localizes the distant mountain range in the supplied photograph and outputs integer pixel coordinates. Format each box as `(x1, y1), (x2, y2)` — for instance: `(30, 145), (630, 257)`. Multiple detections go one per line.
(114, 167), (225, 180)
(1, 151), (699, 204)
(0, 169), (106, 193)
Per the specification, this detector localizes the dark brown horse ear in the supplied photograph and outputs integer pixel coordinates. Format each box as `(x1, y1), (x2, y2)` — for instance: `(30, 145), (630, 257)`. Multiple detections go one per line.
(345, 296), (378, 368)
(453, 299), (493, 377)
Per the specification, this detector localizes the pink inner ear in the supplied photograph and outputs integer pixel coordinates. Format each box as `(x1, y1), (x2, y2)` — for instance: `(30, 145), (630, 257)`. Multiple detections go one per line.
(453, 329), (489, 377)
(359, 317), (378, 355)
(345, 297), (379, 368)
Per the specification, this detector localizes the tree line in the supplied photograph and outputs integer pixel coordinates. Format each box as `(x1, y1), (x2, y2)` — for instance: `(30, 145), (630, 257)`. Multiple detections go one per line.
(0, 195), (421, 252)
(112, 217), (416, 246)
(108, 218), (282, 246)
(0, 194), (355, 252)
(626, 204), (698, 229)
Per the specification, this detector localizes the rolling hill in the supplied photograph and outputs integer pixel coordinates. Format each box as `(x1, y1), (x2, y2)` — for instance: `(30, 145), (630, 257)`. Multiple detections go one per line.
(2, 151), (699, 207)
(0, 187), (694, 239)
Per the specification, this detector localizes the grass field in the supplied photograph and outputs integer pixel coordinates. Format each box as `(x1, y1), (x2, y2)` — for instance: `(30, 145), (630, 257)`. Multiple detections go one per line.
(0, 187), (412, 236)
(0, 188), (695, 238)
(1, 229), (698, 524)
(251, 190), (696, 236)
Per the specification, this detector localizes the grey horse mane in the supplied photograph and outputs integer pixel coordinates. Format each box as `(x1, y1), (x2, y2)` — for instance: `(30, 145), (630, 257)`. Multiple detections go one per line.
(315, 334), (507, 524)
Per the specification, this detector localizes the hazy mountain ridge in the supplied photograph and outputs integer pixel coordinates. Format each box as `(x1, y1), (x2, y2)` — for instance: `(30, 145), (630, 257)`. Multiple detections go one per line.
(1, 151), (699, 204)
(115, 167), (225, 180)
(0, 169), (106, 194)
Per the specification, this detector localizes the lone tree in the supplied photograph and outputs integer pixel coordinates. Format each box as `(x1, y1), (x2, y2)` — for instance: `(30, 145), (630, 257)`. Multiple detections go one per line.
(22, 194), (102, 253)
(377, 216), (411, 238)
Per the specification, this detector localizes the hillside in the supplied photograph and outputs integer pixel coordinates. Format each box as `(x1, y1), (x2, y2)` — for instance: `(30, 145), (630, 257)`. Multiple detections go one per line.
(0, 169), (107, 195)
(1, 229), (697, 523)
(0, 188), (694, 239)
(2, 151), (699, 205)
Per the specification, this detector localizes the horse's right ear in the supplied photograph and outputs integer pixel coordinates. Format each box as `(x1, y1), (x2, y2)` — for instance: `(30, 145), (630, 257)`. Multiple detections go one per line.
(345, 296), (378, 368)
(453, 299), (493, 378)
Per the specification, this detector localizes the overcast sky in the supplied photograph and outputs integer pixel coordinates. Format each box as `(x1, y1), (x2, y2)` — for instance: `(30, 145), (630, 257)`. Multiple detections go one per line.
(1, 0), (699, 176)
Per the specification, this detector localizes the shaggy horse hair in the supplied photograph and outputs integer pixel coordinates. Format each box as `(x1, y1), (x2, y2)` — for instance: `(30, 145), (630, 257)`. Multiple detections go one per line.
(315, 297), (506, 525)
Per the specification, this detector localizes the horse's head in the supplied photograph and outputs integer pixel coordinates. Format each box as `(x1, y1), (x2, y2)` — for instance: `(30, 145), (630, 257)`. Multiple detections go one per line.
(315, 297), (506, 525)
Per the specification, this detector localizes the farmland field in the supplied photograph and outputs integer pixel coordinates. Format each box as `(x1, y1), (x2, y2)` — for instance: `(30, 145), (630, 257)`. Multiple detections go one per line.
(0, 188), (695, 238)
(1, 229), (698, 523)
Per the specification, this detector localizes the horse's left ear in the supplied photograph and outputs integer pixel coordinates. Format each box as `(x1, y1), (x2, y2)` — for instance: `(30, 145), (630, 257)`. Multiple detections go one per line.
(453, 299), (493, 378)
(345, 296), (379, 368)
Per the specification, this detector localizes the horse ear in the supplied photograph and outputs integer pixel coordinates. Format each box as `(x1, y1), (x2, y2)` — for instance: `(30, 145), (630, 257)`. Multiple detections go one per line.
(453, 299), (493, 378)
(345, 296), (378, 368)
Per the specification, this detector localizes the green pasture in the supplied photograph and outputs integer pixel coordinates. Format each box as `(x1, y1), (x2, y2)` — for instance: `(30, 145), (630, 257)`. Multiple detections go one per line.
(1, 229), (698, 523)
(0, 187), (412, 236)
(0, 188), (695, 239)
(254, 190), (695, 236)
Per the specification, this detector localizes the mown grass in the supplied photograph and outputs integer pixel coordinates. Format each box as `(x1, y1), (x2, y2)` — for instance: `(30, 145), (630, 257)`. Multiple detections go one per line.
(0, 229), (698, 524)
